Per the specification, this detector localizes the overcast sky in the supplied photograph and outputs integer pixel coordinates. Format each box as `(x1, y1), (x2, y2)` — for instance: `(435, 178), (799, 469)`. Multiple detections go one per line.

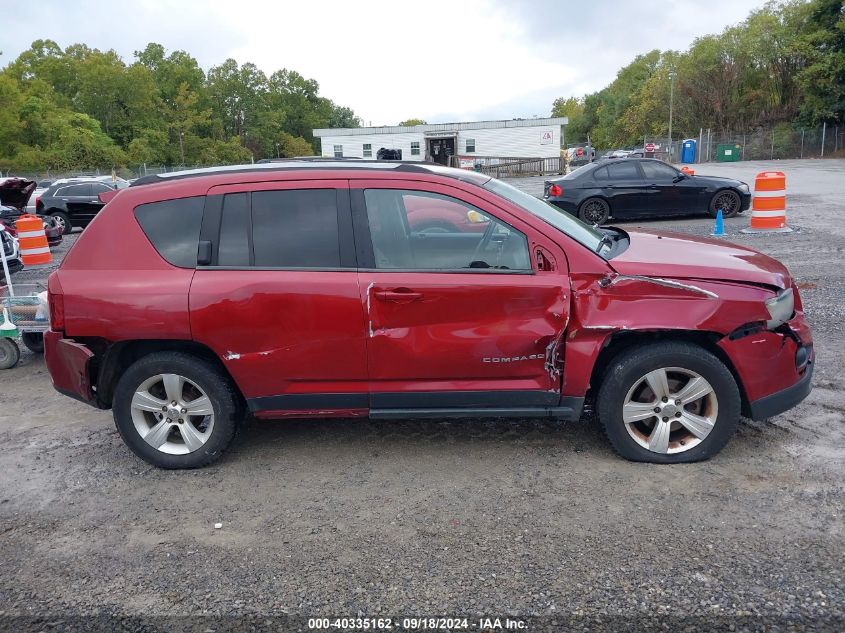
(2, 0), (765, 126)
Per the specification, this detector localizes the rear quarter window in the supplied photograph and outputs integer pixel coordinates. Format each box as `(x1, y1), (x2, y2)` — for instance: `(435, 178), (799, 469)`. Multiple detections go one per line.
(134, 197), (205, 268)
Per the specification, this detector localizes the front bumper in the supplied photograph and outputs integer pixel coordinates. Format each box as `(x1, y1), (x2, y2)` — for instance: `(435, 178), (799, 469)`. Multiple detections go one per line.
(739, 192), (752, 211)
(719, 312), (813, 420)
(748, 357), (813, 420)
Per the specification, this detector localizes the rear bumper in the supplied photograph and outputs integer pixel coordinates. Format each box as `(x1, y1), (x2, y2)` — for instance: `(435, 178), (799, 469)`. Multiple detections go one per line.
(44, 330), (97, 406)
(748, 357), (813, 420)
(545, 198), (578, 215)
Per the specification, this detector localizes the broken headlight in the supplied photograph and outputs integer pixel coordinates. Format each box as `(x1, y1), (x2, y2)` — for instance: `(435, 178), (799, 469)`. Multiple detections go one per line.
(765, 287), (794, 329)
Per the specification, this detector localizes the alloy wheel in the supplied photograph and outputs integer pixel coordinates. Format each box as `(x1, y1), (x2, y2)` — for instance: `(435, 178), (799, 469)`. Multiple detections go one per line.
(622, 367), (718, 454)
(51, 215), (67, 231)
(582, 200), (607, 224)
(130, 373), (215, 455)
(713, 191), (739, 215)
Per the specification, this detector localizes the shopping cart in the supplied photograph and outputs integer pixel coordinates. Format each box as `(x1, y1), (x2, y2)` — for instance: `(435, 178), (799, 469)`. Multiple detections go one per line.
(0, 283), (49, 369)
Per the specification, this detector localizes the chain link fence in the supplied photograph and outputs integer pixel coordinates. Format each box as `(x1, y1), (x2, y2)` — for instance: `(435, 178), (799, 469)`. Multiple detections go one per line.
(653, 124), (844, 164)
(0, 163), (238, 183)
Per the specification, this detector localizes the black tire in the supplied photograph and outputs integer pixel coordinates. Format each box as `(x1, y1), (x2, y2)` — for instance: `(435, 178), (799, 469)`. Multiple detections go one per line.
(49, 211), (72, 235)
(0, 338), (21, 369)
(112, 352), (241, 469)
(578, 197), (610, 225)
(21, 331), (44, 354)
(597, 341), (741, 464)
(709, 189), (741, 218)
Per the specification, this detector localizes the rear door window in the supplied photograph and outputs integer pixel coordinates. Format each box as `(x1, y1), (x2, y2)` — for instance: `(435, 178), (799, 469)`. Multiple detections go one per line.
(251, 189), (341, 268)
(607, 162), (641, 180)
(57, 183), (92, 196)
(135, 197), (205, 268)
(217, 193), (250, 267)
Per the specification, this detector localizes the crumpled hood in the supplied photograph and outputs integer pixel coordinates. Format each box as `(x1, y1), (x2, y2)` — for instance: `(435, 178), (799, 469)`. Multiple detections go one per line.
(0, 178), (36, 210)
(611, 229), (790, 288)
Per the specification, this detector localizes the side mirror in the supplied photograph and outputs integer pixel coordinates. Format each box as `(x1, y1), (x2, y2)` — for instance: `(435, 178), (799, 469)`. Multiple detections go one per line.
(673, 174), (686, 183)
(466, 210), (490, 224)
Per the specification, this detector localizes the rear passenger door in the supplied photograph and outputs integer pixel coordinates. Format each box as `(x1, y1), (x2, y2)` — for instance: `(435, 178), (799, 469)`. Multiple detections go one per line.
(189, 180), (369, 415)
(598, 161), (652, 217)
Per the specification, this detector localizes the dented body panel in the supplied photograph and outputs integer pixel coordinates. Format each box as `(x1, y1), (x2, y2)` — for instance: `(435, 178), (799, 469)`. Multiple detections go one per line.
(358, 270), (568, 399)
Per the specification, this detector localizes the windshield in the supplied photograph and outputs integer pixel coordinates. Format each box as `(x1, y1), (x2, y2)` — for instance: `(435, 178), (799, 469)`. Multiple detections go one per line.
(483, 177), (604, 252)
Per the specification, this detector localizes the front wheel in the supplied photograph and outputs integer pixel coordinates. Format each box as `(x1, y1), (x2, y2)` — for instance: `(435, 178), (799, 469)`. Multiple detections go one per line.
(597, 342), (741, 463)
(709, 190), (741, 218)
(113, 352), (241, 469)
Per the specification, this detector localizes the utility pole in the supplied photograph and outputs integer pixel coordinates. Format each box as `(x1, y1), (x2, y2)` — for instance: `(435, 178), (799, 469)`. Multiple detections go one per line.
(276, 142), (280, 159)
(821, 121), (826, 157)
(668, 69), (676, 160)
(179, 131), (185, 166)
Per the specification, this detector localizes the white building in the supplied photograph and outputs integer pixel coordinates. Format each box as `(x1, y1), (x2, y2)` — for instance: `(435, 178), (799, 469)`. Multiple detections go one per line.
(313, 117), (568, 167)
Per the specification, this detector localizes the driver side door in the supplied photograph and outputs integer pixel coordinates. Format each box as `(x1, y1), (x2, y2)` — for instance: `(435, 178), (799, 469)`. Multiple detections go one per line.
(352, 180), (570, 412)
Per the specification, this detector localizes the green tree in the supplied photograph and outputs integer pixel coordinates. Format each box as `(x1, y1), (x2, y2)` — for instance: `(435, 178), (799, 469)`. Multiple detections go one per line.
(398, 118), (426, 126)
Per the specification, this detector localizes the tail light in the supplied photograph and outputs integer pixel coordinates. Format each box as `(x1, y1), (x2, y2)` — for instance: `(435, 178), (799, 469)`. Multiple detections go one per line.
(549, 184), (563, 197)
(47, 273), (65, 332)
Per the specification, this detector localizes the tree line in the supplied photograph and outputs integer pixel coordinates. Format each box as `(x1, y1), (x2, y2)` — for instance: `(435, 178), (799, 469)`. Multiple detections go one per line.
(552, 0), (844, 149)
(0, 41), (362, 173)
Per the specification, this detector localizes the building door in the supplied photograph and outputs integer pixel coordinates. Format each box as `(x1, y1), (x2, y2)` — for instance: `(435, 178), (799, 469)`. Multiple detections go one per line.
(426, 137), (455, 165)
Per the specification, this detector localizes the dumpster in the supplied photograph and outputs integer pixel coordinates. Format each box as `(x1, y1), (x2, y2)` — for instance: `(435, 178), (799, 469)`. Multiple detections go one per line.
(681, 139), (697, 163)
(716, 143), (742, 162)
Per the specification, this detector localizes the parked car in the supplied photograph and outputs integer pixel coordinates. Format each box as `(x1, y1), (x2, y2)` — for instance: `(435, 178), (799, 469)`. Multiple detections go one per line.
(543, 158), (751, 224)
(0, 178), (62, 246)
(44, 161), (812, 469)
(95, 175), (130, 189)
(0, 210), (63, 247)
(0, 225), (23, 277)
(25, 179), (56, 213)
(35, 179), (117, 234)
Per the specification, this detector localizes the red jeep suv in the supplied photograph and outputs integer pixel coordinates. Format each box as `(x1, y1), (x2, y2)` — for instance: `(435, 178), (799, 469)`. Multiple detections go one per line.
(44, 161), (813, 468)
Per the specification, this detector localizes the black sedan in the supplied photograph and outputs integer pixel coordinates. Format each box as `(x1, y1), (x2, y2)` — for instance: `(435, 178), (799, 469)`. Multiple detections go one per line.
(35, 179), (116, 234)
(544, 158), (751, 224)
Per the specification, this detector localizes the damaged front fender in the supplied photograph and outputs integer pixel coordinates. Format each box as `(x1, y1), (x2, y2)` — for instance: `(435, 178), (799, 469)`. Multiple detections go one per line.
(562, 272), (777, 397)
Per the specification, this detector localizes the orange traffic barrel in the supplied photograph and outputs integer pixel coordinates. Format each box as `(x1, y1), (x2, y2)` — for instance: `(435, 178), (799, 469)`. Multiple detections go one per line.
(15, 214), (53, 266)
(741, 171), (792, 234)
(681, 166), (695, 175)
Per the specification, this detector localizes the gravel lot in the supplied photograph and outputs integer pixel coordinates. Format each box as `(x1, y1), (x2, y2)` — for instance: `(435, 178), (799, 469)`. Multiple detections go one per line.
(1, 159), (843, 632)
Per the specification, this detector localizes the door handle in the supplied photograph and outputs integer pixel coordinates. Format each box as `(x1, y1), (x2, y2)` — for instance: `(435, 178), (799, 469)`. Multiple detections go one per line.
(374, 289), (424, 303)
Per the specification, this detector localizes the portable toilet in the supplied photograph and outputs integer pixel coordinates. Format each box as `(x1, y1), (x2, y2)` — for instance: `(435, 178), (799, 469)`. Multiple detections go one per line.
(681, 139), (696, 163)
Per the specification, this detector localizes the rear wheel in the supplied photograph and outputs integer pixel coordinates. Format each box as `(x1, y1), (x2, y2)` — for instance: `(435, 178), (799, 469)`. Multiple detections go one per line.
(49, 211), (72, 235)
(578, 197), (610, 225)
(0, 338), (21, 369)
(113, 352), (241, 469)
(709, 190), (741, 218)
(597, 342), (741, 463)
